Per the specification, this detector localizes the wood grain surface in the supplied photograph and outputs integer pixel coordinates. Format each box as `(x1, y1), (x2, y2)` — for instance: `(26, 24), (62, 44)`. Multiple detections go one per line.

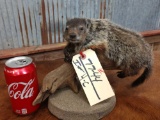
(0, 51), (160, 120)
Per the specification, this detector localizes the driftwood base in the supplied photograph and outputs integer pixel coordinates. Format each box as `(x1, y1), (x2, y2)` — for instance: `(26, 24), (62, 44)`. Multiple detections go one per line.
(48, 87), (116, 120)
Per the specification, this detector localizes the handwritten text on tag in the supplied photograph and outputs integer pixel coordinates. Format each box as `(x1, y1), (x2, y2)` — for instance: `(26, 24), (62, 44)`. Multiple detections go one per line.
(72, 49), (115, 106)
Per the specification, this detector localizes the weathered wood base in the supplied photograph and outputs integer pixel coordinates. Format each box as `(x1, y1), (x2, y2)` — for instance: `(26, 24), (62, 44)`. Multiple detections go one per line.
(33, 63), (79, 105)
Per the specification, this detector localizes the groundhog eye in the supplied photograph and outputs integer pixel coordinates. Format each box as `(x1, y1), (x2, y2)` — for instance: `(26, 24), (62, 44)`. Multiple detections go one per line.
(65, 27), (69, 31)
(79, 27), (84, 31)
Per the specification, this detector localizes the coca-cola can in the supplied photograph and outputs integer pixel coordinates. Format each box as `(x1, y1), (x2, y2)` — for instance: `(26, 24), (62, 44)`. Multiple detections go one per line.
(4, 56), (40, 115)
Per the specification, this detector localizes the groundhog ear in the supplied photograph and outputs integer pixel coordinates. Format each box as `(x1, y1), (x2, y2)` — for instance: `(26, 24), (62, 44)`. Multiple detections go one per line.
(85, 19), (91, 28)
(67, 18), (71, 22)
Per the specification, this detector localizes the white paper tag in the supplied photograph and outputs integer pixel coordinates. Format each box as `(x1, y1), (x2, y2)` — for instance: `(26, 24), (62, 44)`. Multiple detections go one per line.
(72, 49), (115, 106)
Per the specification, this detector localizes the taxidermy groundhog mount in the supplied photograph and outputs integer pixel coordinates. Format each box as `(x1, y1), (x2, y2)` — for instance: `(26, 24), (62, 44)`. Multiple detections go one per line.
(63, 18), (153, 87)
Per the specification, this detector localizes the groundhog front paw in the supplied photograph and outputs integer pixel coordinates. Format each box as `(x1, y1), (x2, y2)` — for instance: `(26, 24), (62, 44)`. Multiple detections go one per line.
(117, 71), (126, 78)
(64, 57), (72, 63)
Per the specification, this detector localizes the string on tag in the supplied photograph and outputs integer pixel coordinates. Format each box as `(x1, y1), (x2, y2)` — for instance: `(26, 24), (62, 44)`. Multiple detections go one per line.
(80, 51), (86, 59)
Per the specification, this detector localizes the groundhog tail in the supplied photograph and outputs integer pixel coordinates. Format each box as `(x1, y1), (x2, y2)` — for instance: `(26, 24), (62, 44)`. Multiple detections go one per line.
(131, 66), (152, 87)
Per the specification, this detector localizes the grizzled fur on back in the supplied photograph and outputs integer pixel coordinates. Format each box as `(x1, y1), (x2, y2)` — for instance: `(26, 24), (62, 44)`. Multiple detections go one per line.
(63, 18), (153, 87)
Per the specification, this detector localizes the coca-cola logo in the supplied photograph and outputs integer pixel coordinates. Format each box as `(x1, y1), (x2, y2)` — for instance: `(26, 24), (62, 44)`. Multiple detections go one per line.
(8, 79), (34, 99)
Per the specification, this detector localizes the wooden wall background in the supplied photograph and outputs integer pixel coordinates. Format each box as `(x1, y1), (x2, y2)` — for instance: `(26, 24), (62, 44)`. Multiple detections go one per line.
(0, 0), (159, 50)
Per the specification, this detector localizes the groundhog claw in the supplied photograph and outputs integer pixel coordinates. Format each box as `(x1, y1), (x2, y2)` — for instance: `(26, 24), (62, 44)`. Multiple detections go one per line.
(117, 71), (126, 78)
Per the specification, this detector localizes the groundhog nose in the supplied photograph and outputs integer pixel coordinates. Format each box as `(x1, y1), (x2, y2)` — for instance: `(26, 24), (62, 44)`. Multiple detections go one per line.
(69, 34), (76, 39)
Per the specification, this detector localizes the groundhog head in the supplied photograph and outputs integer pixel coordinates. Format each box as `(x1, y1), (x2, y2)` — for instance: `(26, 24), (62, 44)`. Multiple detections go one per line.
(63, 18), (91, 44)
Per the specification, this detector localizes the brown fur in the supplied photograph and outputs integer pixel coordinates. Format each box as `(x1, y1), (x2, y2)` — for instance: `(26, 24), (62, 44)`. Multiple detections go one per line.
(63, 18), (153, 87)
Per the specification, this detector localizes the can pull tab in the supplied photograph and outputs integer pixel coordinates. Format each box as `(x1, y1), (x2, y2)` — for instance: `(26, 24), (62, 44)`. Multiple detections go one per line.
(15, 59), (28, 65)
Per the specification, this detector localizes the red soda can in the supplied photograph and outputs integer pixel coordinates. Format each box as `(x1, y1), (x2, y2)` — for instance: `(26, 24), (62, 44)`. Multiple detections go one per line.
(4, 56), (40, 115)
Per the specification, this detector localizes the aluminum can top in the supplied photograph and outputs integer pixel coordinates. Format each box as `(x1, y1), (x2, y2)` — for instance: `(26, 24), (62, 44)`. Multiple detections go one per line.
(5, 56), (32, 68)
